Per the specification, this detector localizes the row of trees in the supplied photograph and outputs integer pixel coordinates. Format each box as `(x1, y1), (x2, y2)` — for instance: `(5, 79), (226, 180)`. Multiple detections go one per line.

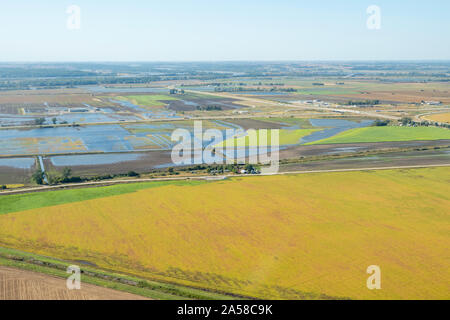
(196, 105), (222, 111)
(32, 167), (75, 185)
(400, 117), (450, 129)
(33, 118), (73, 127)
(372, 117), (450, 129)
(346, 100), (380, 106)
(31, 166), (142, 186)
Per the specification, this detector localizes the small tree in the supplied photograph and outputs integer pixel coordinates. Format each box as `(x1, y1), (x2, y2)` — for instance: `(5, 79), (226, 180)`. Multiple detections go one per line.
(401, 117), (412, 126)
(47, 173), (61, 185)
(245, 164), (255, 172)
(34, 118), (46, 126)
(62, 167), (72, 182)
(127, 171), (139, 177)
(52, 117), (57, 125)
(32, 170), (44, 185)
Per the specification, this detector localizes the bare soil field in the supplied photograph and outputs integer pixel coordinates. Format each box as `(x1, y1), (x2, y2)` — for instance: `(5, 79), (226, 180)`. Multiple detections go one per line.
(44, 151), (173, 177)
(0, 166), (35, 185)
(279, 149), (450, 172)
(0, 92), (97, 105)
(166, 97), (245, 111)
(344, 90), (450, 104)
(282, 81), (450, 104)
(278, 140), (450, 159)
(0, 266), (148, 300)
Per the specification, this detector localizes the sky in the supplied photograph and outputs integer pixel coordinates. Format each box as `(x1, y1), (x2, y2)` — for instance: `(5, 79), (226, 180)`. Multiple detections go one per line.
(0, 0), (448, 61)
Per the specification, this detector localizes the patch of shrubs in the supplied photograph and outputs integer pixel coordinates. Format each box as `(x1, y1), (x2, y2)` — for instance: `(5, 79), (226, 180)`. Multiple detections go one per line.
(373, 119), (390, 126)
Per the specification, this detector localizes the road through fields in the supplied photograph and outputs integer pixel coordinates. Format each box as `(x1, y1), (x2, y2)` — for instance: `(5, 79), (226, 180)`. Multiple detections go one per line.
(1, 163), (449, 196)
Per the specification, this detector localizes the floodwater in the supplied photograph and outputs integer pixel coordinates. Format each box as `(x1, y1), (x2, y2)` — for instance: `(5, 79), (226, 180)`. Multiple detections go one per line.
(0, 125), (135, 155)
(178, 86), (216, 92)
(0, 112), (140, 127)
(0, 114), (35, 127)
(0, 157), (35, 169)
(50, 113), (140, 124)
(0, 118), (373, 162)
(84, 86), (169, 94)
(50, 153), (143, 166)
(300, 119), (373, 144)
(110, 99), (179, 119)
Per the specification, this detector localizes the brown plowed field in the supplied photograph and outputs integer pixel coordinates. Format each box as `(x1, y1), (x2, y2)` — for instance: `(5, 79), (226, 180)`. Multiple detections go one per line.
(0, 267), (148, 300)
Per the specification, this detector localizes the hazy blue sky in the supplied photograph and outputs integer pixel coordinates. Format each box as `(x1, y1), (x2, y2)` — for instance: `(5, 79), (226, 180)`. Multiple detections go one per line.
(0, 0), (448, 61)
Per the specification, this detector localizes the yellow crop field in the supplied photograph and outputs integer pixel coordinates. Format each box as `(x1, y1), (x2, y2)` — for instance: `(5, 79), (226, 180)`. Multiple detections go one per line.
(0, 167), (449, 300)
(424, 112), (450, 123)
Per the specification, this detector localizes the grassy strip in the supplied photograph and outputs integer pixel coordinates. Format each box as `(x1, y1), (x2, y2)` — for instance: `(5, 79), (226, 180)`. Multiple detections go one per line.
(0, 247), (238, 300)
(0, 180), (207, 215)
(307, 126), (450, 145)
(115, 95), (179, 108)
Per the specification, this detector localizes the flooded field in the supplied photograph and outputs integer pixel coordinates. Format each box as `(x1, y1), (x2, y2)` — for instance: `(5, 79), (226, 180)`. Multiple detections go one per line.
(84, 86), (169, 94)
(300, 119), (374, 144)
(0, 114), (36, 127)
(0, 116), (378, 184)
(110, 99), (178, 119)
(0, 119), (373, 157)
(0, 158), (35, 169)
(49, 153), (143, 166)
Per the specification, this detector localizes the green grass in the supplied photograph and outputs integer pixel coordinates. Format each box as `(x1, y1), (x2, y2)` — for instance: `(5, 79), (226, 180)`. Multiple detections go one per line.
(116, 95), (179, 107)
(307, 126), (450, 145)
(217, 129), (318, 147)
(0, 180), (207, 215)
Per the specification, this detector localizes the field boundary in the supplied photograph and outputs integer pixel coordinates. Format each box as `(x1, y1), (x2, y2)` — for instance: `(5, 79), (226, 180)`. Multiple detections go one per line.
(1, 163), (449, 196)
(0, 247), (246, 300)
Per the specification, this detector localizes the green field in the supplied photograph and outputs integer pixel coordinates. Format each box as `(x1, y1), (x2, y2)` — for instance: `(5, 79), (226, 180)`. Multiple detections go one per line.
(217, 128), (318, 147)
(307, 126), (450, 145)
(0, 180), (206, 215)
(115, 94), (179, 107)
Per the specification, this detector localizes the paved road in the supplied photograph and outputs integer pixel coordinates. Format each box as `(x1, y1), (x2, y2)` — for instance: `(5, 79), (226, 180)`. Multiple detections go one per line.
(1, 163), (449, 196)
